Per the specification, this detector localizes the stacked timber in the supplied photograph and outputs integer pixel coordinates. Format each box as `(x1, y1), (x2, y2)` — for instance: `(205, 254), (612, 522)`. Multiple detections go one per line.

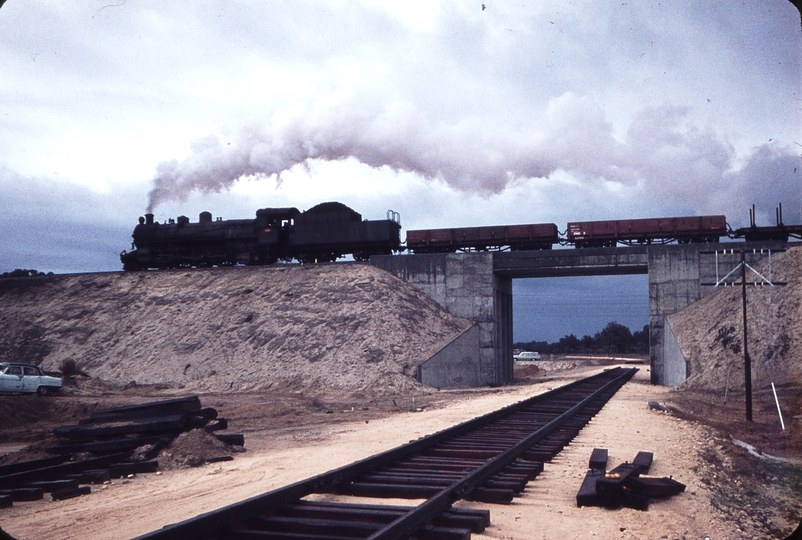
(0, 396), (243, 507)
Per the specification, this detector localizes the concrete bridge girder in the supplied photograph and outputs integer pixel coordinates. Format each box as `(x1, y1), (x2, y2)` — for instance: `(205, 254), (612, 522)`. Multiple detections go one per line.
(372, 241), (793, 388)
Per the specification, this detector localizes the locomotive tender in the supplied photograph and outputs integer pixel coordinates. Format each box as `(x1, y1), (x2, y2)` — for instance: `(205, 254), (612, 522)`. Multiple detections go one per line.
(120, 202), (402, 270)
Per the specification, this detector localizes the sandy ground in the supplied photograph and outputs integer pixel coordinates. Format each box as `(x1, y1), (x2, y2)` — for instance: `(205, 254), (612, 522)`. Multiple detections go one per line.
(3, 366), (799, 540)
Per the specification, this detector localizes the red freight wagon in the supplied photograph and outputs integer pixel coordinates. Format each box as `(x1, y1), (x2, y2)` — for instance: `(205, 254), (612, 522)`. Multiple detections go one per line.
(407, 223), (559, 253)
(567, 215), (727, 247)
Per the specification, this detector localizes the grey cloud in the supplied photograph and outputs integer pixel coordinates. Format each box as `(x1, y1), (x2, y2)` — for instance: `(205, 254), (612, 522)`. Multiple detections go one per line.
(0, 166), (143, 273)
(723, 145), (802, 227)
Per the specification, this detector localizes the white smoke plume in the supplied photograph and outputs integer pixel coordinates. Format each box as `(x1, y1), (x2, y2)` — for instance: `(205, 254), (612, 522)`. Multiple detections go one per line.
(146, 93), (801, 218)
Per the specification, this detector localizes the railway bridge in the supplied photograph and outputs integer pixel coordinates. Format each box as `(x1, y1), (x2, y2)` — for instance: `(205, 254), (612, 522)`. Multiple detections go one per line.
(372, 240), (794, 387)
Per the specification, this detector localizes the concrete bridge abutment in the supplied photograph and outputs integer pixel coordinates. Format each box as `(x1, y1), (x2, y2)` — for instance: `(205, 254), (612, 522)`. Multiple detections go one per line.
(373, 241), (791, 388)
(371, 253), (512, 387)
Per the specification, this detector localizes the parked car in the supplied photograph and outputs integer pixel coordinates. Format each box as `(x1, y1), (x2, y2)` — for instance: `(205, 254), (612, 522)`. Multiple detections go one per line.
(0, 363), (62, 395)
(513, 351), (541, 361)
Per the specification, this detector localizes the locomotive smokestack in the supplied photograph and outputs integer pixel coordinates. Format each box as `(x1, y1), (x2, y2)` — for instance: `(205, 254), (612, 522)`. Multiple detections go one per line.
(145, 213), (154, 225)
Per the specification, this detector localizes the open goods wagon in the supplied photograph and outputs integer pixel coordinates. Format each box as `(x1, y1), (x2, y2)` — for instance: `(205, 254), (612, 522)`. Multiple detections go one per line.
(567, 215), (727, 247)
(406, 223), (559, 253)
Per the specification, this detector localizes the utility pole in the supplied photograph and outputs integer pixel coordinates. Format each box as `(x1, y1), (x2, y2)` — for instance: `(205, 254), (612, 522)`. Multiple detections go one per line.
(702, 247), (786, 422)
(740, 249), (752, 421)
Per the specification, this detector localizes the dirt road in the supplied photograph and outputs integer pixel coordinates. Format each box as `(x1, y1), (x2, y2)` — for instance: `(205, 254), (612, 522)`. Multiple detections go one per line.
(2, 366), (799, 539)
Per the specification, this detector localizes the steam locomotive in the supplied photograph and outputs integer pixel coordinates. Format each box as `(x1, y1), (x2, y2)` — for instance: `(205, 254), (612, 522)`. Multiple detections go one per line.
(120, 202), (402, 270)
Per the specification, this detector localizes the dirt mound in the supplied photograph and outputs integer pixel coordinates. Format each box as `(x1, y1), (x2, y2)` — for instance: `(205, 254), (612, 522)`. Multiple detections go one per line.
(0, 264), (472, 394)
(669, 246), (802, 392)
(157, 429), (245, 469)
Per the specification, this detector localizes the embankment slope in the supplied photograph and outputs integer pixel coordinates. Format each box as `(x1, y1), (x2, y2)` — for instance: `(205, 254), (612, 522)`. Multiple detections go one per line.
(0, 264), (472, 393)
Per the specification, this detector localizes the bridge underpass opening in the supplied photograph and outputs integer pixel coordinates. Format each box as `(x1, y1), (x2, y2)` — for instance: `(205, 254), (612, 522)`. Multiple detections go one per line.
(512, 274), (649, 363)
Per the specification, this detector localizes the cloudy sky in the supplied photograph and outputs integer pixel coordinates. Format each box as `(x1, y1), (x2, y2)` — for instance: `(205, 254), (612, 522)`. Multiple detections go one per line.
(1, 1), (800, 341)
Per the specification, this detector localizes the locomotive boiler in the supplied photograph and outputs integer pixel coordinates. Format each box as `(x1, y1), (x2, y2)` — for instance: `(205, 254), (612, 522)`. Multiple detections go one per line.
(120, 202), (402, 270)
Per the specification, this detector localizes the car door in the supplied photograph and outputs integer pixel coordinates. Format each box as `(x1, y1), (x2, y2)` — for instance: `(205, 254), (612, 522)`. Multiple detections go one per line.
(1, 366), (24, 391)
(21, 366), (41, 393)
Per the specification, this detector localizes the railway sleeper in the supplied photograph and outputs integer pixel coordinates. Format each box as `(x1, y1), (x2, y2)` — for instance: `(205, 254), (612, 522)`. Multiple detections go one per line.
(595, 463), (640, 495)
(389, 463), (476, 474)
(86, 396), (203, 422)
(224, 527), (471, 540)
(434, 442), (518, 453)
(51, 485), (92, 501)
(240, 515), (472, 540)
(54, 414), (193, 440)
(0, 450), (132, 489)
(449, 431), (534, 442)
(421, 448), (500, 460)
(480, 478), (527, 494)
(70, 469), (112, 484)
(486, 469), (532, 481)
(356, 474), (456, 487)
(576, 469), (607, 507)
(404, 454), (485, 464)
(334, 482), (443, 499)
(632, 451), (654, 474)
(455, 433), (539, 444)
(276, 501), (489, 533)
(521, 450), (560, 463)
(371, 468), (533, 493)
(503, 460), (544, 480)
(476, 419), (550, 429)
(390, 460), (484, 472)
(0, 456), (67, 476)
(45, 435), (176, 455)
(0, 487), (44, 501)
(373, 467), (468, 478)
(588, 448), (609, 470)
(23, 478), (79, 493)
(466, 486), (515, 504)
(108, 460), (160, 478)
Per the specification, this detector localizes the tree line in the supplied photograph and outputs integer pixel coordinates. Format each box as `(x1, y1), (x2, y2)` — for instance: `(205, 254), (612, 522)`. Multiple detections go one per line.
(0, 269), (53, 278)
(515, 321), (649, 356)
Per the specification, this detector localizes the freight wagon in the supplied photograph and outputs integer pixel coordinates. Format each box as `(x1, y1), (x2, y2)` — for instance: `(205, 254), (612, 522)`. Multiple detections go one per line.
(406, 223), (559, 253)
(567, 215), (727, 248)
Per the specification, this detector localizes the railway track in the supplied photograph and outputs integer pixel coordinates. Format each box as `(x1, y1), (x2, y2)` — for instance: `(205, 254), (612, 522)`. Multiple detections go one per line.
(134, 367), (637, 540)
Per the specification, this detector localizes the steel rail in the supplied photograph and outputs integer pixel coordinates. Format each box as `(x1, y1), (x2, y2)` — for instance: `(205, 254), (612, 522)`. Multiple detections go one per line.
(366, 367), (635, 540)
(133, 367), (636, 540)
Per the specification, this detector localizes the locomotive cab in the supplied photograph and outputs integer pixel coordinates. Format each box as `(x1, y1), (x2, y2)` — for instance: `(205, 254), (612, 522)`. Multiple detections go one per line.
(255, 207), (300, 263)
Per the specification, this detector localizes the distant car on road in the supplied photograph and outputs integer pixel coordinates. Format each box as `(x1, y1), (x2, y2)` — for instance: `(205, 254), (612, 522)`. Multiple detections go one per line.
(513, 351), (541, 361)
(0, 363), (62, 395)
